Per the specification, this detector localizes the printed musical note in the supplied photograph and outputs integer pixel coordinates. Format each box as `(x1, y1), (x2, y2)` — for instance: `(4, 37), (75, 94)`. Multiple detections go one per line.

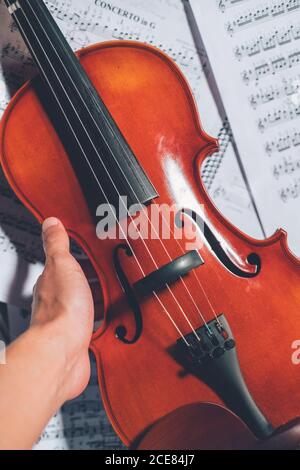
(241, 50), (300, 84)
(249, 75), (300, 108)
(234, 24), (300, 61)
(265, 129), (300, 155)
(257, 103), (300, 132)
(217, 0), (250, 14)
(280, 177), (300, 202)
(273, 155), (300, 179)
(226, 0), (300, 36)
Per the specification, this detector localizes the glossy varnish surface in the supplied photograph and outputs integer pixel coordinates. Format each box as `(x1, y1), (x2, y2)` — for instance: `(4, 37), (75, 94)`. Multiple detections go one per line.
(1, 41), (300, 446)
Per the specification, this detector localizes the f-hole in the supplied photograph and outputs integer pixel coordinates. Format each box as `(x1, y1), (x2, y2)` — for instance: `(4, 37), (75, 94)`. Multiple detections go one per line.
(113, 244), (143, 344)
(175, 209), (261, 278)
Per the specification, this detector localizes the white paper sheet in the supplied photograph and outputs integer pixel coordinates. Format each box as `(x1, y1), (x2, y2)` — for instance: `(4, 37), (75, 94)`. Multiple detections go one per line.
(190, 0), (300, 255)
(0, 0), (263, 310)
(0, 0), (264, 450)
(33, 358), (124, 450)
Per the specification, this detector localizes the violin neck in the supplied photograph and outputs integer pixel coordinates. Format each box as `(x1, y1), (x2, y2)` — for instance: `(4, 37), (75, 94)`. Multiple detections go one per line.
(4, 0), (158, 209)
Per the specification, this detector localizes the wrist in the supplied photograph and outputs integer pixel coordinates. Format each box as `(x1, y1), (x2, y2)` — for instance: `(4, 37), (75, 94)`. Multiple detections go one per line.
(0, 323), (74, 449)
(28, 315), (91, 403)
(27, 322), (74, 406)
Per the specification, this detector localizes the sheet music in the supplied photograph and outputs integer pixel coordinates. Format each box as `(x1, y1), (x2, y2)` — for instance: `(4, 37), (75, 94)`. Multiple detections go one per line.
(0, 0), (262, 310)
(203, 122), (262, 235)
(0, 169), (44, 309)
(33, 359), (124, 450)
(0, 0), (269, 451)
(190, 0), (300, 255)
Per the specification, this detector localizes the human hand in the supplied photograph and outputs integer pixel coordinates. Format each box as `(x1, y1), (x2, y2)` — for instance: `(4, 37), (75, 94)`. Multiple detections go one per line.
(31, 217), (94, 401)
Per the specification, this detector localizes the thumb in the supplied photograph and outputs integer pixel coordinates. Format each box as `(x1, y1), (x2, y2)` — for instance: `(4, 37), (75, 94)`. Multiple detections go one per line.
(42, 217), (70, 259)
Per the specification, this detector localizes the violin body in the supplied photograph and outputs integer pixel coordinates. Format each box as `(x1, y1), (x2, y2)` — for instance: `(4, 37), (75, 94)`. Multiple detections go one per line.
(1, 40), (300, 447)
(136, 403), (300, 450)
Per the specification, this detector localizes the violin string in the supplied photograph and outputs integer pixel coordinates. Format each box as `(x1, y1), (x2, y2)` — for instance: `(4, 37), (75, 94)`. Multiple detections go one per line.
(25, 1), (215, 331)
(147, 207), (220, 326)
(16, 4), (205, 338)
(24, 2), (211, 333)
(11, 7), (194, 346)
(167, 211), (220, 325)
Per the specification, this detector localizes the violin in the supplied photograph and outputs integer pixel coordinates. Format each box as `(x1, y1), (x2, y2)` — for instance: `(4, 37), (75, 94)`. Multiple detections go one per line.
(1, 0), (300, 449)
(136, 404), (300, 450)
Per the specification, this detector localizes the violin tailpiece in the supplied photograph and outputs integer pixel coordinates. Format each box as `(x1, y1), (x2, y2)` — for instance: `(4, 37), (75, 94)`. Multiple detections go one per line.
(177, 314), (274, 440)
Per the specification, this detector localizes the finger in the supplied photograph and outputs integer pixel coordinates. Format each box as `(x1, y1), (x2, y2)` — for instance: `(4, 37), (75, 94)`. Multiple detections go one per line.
(42, 217), (70, 259)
